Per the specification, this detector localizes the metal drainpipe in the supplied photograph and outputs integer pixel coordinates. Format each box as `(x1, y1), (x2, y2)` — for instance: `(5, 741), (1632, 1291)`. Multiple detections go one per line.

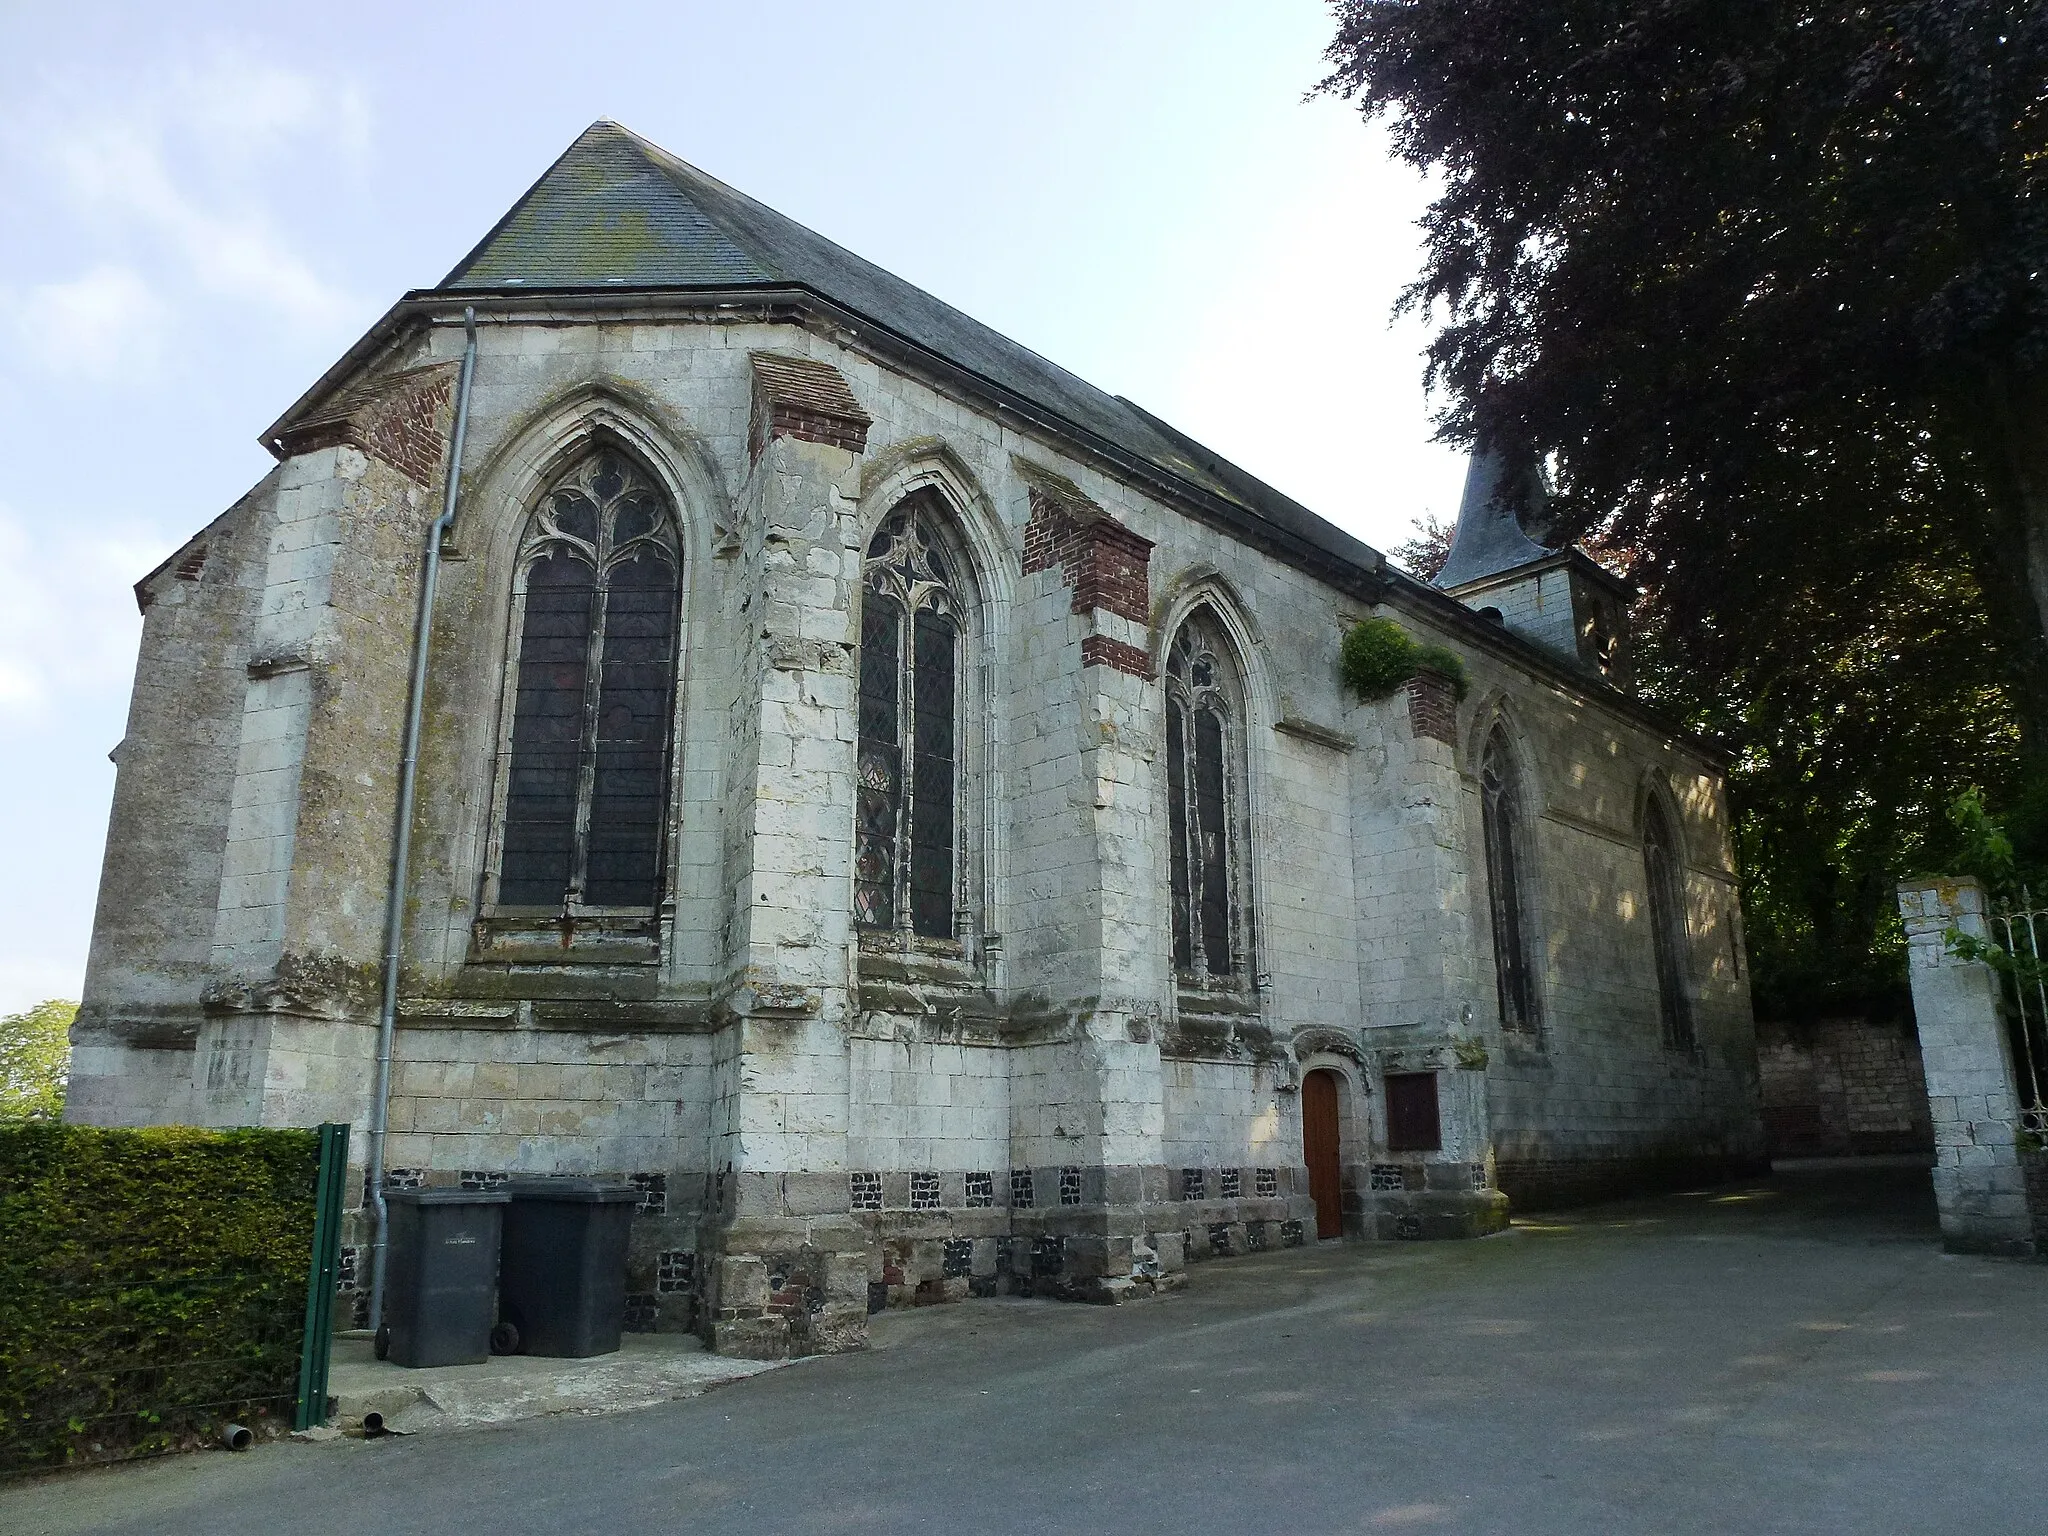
(367, 305), (478, 1337)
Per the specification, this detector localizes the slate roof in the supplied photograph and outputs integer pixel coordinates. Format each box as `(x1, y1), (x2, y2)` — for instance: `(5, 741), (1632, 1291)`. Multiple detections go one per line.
(439, 120), (1383, 578)
(1433, 449), (1556, 590)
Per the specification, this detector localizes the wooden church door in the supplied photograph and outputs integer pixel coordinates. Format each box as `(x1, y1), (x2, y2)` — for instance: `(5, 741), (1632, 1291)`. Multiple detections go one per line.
(1302, 1069), (1345, 1239)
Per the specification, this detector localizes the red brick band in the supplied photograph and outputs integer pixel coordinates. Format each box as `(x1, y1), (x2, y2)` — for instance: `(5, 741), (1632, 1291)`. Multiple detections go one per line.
(1080, 634), (1154, 678)
(1405, 670), (1459, 744)
(1022, 485), (1153, 625)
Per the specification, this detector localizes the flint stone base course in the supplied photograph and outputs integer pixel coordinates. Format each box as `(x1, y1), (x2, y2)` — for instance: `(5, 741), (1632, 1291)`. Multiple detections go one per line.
(1181, 1218), (1308, 1262)
(705, 1246), (871, 1360)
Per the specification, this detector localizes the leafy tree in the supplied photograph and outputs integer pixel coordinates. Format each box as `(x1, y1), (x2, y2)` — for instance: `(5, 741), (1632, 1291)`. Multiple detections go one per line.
(0, 1001), (75, 1121)
(1389, 511), (1454, 581)
(1326, 1), (2046, 1014)
(1321, 0), (2048, 743)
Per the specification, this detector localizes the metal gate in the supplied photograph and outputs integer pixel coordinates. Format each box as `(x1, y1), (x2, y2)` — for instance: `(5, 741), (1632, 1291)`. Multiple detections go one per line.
(1989, 896), (2048, 1140)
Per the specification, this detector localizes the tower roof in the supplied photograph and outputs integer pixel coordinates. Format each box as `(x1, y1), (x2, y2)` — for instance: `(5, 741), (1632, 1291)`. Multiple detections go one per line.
(434, 120), (1382, 579)
(1433, 449), (1555, 590)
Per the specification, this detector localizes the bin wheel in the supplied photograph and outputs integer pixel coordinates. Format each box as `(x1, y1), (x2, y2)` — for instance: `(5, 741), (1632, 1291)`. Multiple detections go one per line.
(373, 1325), (390, 1361)
(490, 1320), (521, 1356)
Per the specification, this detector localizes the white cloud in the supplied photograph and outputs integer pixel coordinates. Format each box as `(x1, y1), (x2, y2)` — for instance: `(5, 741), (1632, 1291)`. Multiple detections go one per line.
(45, 118), (355, 332)
(2, 45), (369, 338)
(0, 500), (157, 724)
(9, 263), (168, 380)
(173, 52), (372, 165)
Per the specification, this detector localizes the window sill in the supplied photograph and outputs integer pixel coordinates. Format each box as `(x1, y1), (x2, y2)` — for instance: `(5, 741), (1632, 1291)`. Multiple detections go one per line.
(858, 933), (979, 986)
(858, 928), (967, 958)
(470, 910), (661, 966)
(1174, 978), (1261, 1015)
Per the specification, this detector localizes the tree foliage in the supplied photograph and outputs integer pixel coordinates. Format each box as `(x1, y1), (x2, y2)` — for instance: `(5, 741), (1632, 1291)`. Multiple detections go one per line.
(1389, 511), (1455, 581)
(0, 1001), (73, 1122)
(1325, 0), (2047, 1015)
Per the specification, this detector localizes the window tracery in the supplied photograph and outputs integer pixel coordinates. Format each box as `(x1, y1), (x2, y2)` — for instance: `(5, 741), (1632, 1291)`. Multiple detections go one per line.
(856, 500), (960, 939)
(1642, 797), (1695, 1050)
(1164, 614), (1251, 981)
(1481, 725), (1538, 1031)
(496, 450), (679, 911)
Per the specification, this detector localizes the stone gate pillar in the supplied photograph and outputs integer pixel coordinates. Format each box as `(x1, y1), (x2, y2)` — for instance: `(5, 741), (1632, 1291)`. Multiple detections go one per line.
(1898, 876), (2038, 1256)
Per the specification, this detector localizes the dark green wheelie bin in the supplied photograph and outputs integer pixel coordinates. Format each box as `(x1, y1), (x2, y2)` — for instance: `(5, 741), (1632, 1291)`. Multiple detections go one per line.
(495, 1179), (640, 1357)
(380, 1187), (510, 1367)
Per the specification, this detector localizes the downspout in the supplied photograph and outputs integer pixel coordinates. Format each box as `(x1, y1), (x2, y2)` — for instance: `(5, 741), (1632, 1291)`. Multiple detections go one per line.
(367, 306), (478, 1337)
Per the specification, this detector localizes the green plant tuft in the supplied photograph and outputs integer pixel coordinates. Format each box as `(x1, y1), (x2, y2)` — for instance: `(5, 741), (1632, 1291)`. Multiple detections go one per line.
(1414, 643), (1472, 700)
(1340, 619), (1470, 703)
(1340, 618), (1420, 699)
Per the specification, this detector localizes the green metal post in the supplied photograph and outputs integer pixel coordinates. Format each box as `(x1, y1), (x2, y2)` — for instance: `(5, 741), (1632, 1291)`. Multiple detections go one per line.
(293, 1123), (349, 1431)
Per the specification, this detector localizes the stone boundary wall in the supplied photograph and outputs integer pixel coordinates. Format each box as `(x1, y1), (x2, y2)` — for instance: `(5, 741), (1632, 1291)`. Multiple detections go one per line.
(1497, 1152), (1766, 1212)
(2025, 1148), (2048, 1253)
(1756, 1016), (1935, 1159)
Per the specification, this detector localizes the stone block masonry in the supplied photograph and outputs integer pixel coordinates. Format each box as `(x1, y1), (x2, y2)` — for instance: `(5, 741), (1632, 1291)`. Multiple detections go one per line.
(71, 147), (1765, 1362)
(1756, 1015), (1933, 1159)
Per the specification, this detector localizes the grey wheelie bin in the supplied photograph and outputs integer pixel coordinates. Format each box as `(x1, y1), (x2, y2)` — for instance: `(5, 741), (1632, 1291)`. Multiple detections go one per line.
(379, 1187), (510, 1367)
(495, 1179), (639, 1357)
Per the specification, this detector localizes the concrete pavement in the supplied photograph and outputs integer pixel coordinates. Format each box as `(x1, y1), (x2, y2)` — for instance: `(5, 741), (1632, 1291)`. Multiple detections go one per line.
(325, 1330), (788, 1435)
(5, 1163), (2043, 1535)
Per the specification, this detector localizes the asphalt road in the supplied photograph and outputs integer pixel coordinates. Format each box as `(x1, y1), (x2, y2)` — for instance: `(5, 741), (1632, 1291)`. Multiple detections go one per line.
(7, 1163), (2044, 1535)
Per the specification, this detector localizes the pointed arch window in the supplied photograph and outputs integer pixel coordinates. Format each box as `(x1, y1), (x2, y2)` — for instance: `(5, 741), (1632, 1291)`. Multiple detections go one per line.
(1481, 726), (1538, 1030)
(1642, 797), (1695, 1051)
(856, 501), (961, 939)
(1164, 615), (1251, 981)
(497, 450), (680, 910)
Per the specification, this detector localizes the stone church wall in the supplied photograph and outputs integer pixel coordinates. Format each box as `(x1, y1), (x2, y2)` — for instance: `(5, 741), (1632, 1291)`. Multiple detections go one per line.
(71, 304), (1763, 1354)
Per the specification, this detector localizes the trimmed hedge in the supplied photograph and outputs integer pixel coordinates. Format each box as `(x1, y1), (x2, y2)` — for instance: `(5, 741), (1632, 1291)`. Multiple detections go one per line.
(0, 1123), (320, 1472)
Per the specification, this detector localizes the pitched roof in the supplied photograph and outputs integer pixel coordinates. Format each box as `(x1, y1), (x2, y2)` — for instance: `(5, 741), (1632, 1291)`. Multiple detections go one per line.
(439, 120), (1383, 578)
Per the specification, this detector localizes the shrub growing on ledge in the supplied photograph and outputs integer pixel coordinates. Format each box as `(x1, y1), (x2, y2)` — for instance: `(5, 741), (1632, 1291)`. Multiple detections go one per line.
(1414, 643), (1472, 701)
(1340, 617), (1419, 699)
(1341, 620), (1471, 702)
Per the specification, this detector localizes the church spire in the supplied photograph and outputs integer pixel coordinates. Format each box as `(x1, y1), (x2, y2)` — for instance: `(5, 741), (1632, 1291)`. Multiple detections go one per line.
(1432, 446), (1552, 590)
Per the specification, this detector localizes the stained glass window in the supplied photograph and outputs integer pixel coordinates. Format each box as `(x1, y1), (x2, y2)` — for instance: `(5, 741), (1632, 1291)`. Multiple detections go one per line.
(1164, 615), (1249, 981)
(1481, 727), (1537, 1030)
(498, 451), (679, 910)
(856, 500), (960, 940)
(1643, 798), (1695, 1050)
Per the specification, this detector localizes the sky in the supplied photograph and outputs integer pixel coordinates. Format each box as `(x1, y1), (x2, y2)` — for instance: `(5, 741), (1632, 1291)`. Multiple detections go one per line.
(0, 1), (1465, 1016)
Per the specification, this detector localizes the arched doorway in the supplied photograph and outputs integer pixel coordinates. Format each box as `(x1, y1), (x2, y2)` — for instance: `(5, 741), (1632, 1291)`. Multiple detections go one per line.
(1301, 1069), (1345, 1239)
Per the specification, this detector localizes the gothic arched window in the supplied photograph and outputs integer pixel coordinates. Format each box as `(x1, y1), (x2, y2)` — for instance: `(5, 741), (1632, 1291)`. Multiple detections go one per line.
(497, 450), (680, 910)
(856, 500), (961, 939)
(1481, 725), (1537, 1030)
(1164, 614), (1251, 981)
(1642, 797), (1695, 1050)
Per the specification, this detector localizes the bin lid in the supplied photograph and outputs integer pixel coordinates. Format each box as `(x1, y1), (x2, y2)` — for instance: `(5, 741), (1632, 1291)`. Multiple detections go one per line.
(383, 1186), (511, 1205)
(504, 1177), (643, 1204)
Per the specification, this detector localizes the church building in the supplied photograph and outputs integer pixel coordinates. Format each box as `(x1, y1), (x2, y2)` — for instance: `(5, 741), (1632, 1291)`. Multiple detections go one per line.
(69, 122), (1764, 1357)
